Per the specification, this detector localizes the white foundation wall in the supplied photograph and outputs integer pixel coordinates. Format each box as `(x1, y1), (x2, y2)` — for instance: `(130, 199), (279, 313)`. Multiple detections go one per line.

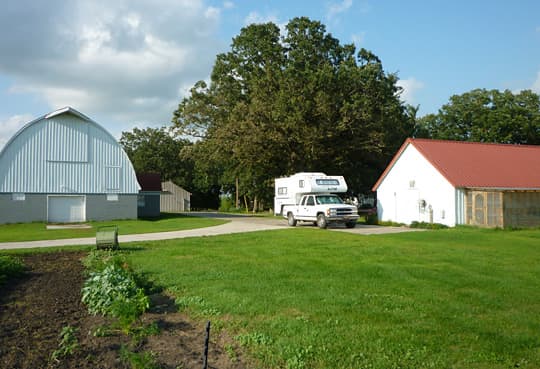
(376, 144), (458, 226)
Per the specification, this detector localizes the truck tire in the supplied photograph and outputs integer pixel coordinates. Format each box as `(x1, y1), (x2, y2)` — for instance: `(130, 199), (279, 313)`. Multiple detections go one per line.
(316, 213), (328, 229)
(287, 212), (297, 227)
(345, 221), (357, 228)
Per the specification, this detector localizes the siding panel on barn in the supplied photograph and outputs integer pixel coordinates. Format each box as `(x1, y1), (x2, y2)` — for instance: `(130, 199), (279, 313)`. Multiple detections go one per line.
(503, 192), (540, 228)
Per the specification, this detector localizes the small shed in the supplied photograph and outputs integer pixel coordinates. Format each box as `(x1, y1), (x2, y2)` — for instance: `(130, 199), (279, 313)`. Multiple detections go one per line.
(160, 181), (191, 212)
(137, 173), (162, 218)
(373, 138), (540, 228)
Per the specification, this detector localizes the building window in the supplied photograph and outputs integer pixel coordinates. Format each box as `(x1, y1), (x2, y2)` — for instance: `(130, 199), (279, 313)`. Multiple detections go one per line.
(12, 193), (25, 201)
(106, 193), (119, 201)
(137, 195), (145, 207)
(278, 187), (287, 195)
(409, 180), (416, 189)
(299, 180), (305, 188)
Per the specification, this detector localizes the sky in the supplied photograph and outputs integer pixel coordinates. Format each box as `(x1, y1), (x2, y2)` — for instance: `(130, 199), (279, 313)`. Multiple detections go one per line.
(1, 0), (539, 149)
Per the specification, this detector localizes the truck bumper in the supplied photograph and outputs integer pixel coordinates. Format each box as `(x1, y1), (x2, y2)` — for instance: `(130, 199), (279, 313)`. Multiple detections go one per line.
(327, 216), (359, 223)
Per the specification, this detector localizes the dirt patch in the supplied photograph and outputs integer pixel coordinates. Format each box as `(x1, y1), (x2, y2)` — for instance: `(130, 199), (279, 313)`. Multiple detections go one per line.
(0, 251), (247, 369)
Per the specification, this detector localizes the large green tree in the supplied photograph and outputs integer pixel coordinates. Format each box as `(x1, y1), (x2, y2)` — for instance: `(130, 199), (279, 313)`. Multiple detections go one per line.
(119, 126), (193, 188)
(416, 89), (540, 144)
(172, 17), (414, 208)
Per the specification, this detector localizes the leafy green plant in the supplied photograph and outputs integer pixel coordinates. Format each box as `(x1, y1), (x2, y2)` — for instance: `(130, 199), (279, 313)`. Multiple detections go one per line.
(81, 264), (149, 324)
(0, 255), (24, 285)
(119, 345), (161, 369)
(50, 325), (79, 362)
(82, 249), (126, 273)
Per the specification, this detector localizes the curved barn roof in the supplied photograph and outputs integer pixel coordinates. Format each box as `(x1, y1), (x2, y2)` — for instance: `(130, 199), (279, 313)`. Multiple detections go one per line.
(0, 107), (140, 194)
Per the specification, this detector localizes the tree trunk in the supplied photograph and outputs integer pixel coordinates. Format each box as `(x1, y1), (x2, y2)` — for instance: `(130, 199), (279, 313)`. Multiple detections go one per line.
(243, 195), (249, 213)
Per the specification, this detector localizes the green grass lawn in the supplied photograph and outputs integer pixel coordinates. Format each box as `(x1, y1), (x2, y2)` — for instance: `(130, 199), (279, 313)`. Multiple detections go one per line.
(123, 227), (540, 369)
(0, 213), (227, 242)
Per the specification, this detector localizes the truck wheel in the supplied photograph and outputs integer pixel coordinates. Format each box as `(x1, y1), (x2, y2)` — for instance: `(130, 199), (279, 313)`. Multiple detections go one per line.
(345, 221), (357, 228)
(316, 214), (328, 229)
(287, 212), (297, 227)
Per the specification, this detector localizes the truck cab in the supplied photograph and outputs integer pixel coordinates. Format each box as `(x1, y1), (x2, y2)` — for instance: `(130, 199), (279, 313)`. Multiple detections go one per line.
(284, 193), (358, 229)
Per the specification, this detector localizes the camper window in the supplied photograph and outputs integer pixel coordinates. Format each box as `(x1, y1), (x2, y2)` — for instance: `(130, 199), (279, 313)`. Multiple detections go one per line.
(316, 179), (339, 186)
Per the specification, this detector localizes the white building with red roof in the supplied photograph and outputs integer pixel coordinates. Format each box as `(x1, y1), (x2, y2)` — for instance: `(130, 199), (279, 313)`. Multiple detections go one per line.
(372, 138), (540, 228)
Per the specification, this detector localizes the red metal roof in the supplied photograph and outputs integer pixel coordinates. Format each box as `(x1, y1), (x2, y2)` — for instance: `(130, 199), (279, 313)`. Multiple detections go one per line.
(372, 138), (540, 190)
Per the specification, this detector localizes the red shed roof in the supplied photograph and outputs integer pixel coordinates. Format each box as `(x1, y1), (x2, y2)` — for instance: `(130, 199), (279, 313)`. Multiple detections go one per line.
(372, 138), (540, 190)
(136, 173), (162, 191)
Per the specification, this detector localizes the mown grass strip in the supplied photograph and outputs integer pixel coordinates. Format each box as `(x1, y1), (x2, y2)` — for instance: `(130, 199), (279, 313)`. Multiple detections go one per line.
(0, 213), (227, 242)
(125, 227), (540, 369)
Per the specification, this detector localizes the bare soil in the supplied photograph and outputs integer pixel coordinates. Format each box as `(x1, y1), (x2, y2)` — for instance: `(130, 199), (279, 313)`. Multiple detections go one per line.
(0, 251), (248, 369)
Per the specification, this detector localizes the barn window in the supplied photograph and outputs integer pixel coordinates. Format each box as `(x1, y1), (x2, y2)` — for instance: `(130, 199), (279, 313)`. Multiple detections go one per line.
(105, 166), (121, 190)
(106, 193), (119, 201)
(12, 193), (25, 201)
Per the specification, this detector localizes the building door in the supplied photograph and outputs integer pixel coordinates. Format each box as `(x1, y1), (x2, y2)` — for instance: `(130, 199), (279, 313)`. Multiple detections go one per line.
(465, 191), (502, 227)
(48, 196), (86, 223)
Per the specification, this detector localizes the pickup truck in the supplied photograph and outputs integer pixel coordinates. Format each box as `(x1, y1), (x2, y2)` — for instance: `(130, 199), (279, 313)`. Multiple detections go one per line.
(283, 194), (359, 229)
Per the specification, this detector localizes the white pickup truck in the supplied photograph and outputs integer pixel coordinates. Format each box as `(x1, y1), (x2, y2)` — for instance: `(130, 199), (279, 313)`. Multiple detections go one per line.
(283, 193), (359, 229)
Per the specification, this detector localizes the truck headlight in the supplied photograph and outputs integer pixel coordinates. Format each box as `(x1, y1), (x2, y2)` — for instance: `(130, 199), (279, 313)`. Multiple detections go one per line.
(326, 208), (337, 216)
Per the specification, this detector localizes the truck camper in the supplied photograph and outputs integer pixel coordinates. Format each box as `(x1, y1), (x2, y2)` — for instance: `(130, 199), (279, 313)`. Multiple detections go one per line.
(274, 172), (348, 216)
(274, 172), (358, 229)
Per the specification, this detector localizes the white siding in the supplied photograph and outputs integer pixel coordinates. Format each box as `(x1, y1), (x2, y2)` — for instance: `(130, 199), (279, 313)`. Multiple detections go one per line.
(0, 110), (140, 194)
(377, 144), (457, 226)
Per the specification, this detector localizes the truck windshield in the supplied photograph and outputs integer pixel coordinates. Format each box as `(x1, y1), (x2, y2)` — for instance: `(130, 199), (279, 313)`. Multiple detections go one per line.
(316, 195), (343, 205)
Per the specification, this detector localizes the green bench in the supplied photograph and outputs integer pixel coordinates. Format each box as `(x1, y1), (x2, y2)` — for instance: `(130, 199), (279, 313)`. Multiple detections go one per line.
(96, 225), (119, 250)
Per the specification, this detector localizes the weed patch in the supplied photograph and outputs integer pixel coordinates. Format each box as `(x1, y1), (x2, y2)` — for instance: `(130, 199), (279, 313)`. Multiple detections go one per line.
(0, 255), (24, 285)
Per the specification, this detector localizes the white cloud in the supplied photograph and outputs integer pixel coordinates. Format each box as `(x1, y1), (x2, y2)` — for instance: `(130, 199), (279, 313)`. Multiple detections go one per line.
(223, 1), (234, 9)
(0, 114), (34, 151)
(396, 77), (425, 104)
(327, 0), (353, 19)
(244, 11), (279, 25)
(532, 71), (540, 93)
(351, 32), (366, 45)
(0, 0), (224, 127)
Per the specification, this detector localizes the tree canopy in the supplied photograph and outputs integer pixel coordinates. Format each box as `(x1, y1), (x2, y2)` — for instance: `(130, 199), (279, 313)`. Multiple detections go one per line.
(172, 17), (414, 208)
(119, 126), (193, 188)
(416, 89), (540, 144)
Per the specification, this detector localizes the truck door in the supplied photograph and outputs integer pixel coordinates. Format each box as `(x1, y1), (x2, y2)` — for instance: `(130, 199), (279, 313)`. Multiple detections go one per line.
(301, 195), (315, 217)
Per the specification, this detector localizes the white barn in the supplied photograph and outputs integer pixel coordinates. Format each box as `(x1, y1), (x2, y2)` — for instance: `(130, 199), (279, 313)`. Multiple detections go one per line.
(372, 138), (540, 228)
(0, 107), (140, 224)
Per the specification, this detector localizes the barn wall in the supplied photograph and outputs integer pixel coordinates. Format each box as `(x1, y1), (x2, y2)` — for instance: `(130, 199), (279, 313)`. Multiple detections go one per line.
(160, 181), (191, 212)
(0, 193), (137, 223)
(376, 144), (457, 226)
(86, 194), (138, 221)
(0, 194), (47, 224)
(503, 192), (540, 228)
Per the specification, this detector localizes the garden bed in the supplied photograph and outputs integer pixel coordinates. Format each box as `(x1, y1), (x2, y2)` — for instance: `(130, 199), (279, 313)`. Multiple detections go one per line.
(0, 251), (245, 368)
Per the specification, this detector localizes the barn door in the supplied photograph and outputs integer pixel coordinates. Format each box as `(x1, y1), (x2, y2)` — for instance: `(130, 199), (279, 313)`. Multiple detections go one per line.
(465, 191), (502, 227)
(48, 196), (86, 223)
